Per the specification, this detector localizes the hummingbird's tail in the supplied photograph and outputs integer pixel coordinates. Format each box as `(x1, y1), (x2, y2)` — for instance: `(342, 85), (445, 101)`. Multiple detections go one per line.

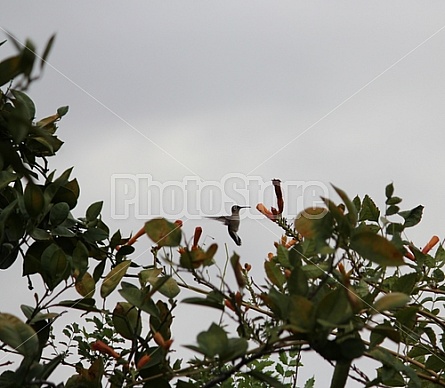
(229, 230), (242, 246)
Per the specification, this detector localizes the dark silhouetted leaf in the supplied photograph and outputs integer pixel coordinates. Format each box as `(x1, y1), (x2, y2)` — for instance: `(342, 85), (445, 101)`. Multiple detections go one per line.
(359, 195), (380, 222)
(399, 205), (423, 228)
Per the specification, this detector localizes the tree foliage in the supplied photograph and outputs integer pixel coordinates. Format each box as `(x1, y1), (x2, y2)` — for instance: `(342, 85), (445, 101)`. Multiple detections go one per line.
(1, 36), (445, 388)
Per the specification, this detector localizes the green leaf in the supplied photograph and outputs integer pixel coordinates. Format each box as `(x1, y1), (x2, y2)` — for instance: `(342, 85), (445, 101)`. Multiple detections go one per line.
(0, 313), (39, 358)
(11, 90), (35, 120)
(144, 218), (182, 247)
(148, 276), (180, 299)
(41, 244), (69, 290)
(304, 376), (316, 388)
(182, 296), (224, 311)
(276, 244), (291, 268)
(263, 287), (289, 320)
(220, 337), (248, 361)
(100, 260), (131, 298)
(150, 301), (172, 341)
(359, 195), (380, 222)
(435, 244), (445, 263)
(196, 323), (228, 358)
(369, 348), (421, 387)
(245, 369), (287, 388)
(49, 202), (70, 226)
(425, 354), (445, 372)
(385, 183), (394, 199)
(72, 241), (89, 279)
(372, 292), (410, 314)
(118, 282), (159, 317)
(75, 272), (95, 298)
(350, 232), (404, 266)
(0, 55), (21, 87)
(112, 302), (141, 340)
(295, 207), (333, 241)
(24, 183), (44, 218)
(0, 171), (18, 191)
(386, 205), (399, 216)
(392, 272), (417, 294)
(288, 295), (314, 332)
(301, 262), (331, 278)
(20, 305), (58, 325)
(332, 184), (358, 226)
(370, 324), (400, 348)
(287, 266), (308, 296)
(40, 34), (56, 70)
(322, 196), (351, 235)
(386, 196), (402, 205)
(86, 201), (103, 222)
(92, 260), (106, 283)
(56, 298), (99, 312)
(399, 205), (424, 228)
(264, 260), (286, 289)
(316, 288), (352, 327)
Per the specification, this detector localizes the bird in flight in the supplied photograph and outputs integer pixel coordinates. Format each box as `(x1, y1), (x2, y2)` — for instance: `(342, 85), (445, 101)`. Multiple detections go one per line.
(207, 205), (250, 246)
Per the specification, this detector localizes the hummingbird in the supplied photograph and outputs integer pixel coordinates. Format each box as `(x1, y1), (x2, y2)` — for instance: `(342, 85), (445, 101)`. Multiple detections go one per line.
(207, 205), (250, 246)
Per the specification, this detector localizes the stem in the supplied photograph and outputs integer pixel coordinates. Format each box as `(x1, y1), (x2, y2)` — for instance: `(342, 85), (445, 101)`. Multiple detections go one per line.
(330, 360), (351, 388)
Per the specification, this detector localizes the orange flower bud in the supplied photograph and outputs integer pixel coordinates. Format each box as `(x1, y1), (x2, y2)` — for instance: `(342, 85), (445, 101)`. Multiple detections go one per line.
(137, 354), (152, 369)
(235, 291), (243, 307)
(338, 262), (346, 275)
(153, 332), (165, 347)
(422, 235), (440, 254)
(284, 269), (291, 278)
(174, 220), (183, 228)
(91, 340), (121, 359)
(163, 339), (174, 351)
(244, 263), (252, 272)
(285, 239), (297, 249)
(267, 252), (274, 261)
(225, 299), (236, 312)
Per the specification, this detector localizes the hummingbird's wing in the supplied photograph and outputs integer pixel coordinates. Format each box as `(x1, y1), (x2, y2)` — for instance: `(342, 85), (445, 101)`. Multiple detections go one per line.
(206, 216), (229, 226)
(228, 230), (242, 246)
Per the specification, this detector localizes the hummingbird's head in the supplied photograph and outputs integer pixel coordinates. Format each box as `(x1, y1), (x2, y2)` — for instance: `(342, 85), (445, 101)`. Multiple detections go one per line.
(231, 205), (250, 214)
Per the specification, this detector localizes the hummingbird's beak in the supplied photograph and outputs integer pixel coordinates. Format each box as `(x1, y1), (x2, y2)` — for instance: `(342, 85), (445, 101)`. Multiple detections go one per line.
(240, 206), (250, 209)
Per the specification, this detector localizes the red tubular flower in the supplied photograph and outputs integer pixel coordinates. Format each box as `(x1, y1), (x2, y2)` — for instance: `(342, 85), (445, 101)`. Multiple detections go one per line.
(256, 203), (276, 221)
(272, 179), (284, 214)
(225, 299), (236, 312)
(422, 235), (440, 254)
(192, 226), (202, 249)
(91, 340), (121, 359)
(137, 354), (152, 369)
(125, 226), (146, 247)
(257, 179), (284, 221)
(153, 331), (166, 347)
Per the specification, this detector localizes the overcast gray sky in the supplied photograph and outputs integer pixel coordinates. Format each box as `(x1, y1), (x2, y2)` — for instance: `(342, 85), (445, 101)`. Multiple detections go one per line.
(2, 2), (445, 386)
